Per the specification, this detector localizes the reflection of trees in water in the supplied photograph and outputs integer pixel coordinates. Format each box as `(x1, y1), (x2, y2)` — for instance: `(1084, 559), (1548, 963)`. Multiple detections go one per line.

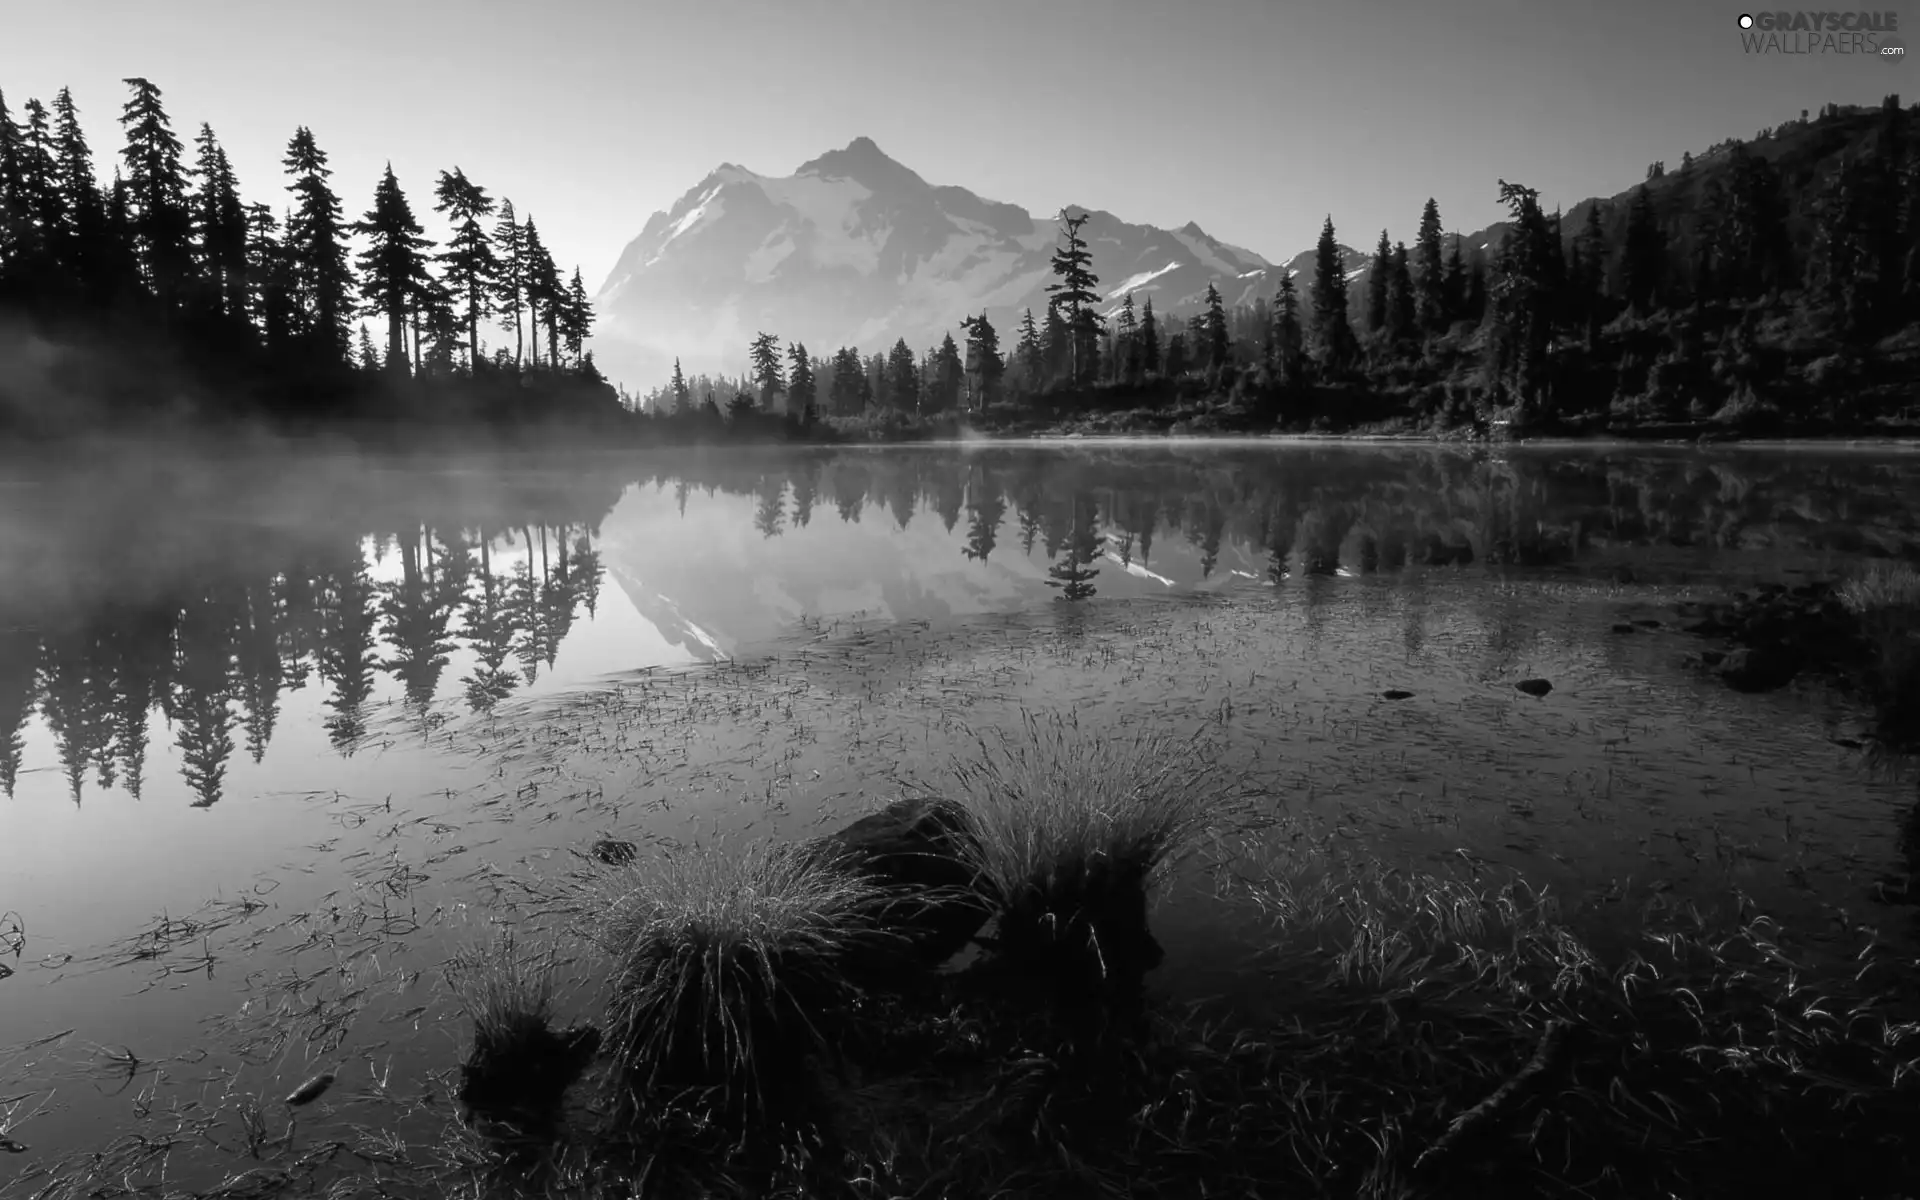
(753, 476), (786, 539)
(460, 527), (523, 712)
(1045, 494), (1104, 602)
(3, 466), (625, 803)
(963, 466), (1006, 563)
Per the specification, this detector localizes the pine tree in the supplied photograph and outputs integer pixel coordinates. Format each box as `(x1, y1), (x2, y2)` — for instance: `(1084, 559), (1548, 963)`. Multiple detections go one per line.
(355, 324), (381, 371)
(117, 78), (193, 308)
(787, 341), (816, 422)
(670, 358), (691, 414)
(1164, 332), (1189, 378)
(1139, 295), (1160, 375)
(521, 217), (561, 368)
(1271, 271), (1304, 386)
(432, 167), (498, 370)
(1113, 293), (1139, 382)
(1572, 204), (1608, 346)
(12, 98), (59, 290)
(1015, 307), (1043, 392)
(1201, 283), (1230, 368)
(959, 312), (1002, 408)
(491, 198), (526, 367)
(1309, 216), (1358, 371)
(354, 164), (434, 372)
(1387, 242), (1415, 343)
(885, 338), (918, 411)
(562, 268), (592, 366)
(418, 276), (461, 374)
(1619, 184), (1666, 314)
(190, 124), (247, 323)
(1487, 180), (1559, 409)
(930, 333), (964, 412)
(749, 331), (784, 406)
(1044, 211), (1101, 385)
(1366, 229), (1393, 335)
(50, 88), (105, 302)
(245, 203), (293, 351)
(282, 126), (354, 360)
(1414, 198), (1446, 334)
(0, 90), (22, 283)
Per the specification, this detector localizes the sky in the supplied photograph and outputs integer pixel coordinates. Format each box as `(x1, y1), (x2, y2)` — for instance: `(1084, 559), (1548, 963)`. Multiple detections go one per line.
(1, 0), (1908, 290)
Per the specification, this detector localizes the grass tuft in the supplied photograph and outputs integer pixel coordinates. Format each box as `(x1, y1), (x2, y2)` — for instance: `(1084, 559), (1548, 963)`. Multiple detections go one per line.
(921, 710), (1245, 992)
(582, 838), (903, 1125)
(1841, 562), (1920, 749)
(444, 929), (599, 1137)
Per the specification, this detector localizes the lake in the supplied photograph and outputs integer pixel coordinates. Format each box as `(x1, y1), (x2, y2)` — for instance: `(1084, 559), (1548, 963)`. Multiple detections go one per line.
(2, 439), (1918, 1194)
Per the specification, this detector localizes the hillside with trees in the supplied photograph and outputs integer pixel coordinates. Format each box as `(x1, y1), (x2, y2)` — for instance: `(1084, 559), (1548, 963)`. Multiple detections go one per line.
(628, 96), (1920, 443)
(0, 77), (621, 440)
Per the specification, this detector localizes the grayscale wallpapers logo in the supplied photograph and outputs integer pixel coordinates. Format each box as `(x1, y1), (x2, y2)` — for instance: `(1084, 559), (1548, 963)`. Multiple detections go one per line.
(1737, 11), (1905, 59)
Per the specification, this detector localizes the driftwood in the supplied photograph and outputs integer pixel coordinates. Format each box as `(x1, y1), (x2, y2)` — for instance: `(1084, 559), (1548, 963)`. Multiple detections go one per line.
(1410, 1018), (1575, 1179)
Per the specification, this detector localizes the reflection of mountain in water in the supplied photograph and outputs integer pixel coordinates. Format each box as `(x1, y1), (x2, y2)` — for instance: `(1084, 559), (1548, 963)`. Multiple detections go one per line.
(3, 445), (1918, 807)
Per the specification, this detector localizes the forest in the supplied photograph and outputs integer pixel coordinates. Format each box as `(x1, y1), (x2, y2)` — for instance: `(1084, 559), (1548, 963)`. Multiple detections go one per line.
(2, 81), (1917, 443)
(633, 96), (1920, 442)
(0, 77), (622, 437)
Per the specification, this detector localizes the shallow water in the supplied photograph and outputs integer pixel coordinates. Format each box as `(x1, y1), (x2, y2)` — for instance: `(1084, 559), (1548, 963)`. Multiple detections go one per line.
(1, 440), (1918, 1191)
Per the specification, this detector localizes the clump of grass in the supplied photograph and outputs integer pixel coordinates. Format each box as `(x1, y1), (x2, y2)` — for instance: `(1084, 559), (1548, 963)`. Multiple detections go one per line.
(444, 929), (600, 1138)
(582, 838), (904, 1128)
(921, 711), (1244, 997)
(1840, 562), (1920, 748)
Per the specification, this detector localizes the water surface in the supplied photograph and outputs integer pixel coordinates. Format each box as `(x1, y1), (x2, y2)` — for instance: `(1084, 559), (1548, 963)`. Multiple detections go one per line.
(2, 441), (1917, 1190)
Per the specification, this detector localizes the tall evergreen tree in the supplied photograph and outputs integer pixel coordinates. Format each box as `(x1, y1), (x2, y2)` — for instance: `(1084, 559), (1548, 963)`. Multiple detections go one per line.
(931, 332), (964, 412)
(1309, 216), (1358, 371)
(282, 126), (354, 360)
(1387, 242), (1416, 343)
(786, 341), (816, 421)
(670, 358), (691, 414)
(1041, 302), (1070, 385)
(0, 90), (23, 282)
(491, 198), (526, 366)
(245, 203), (293, 351)
(50, 88), (104, 300)
(1113, 293), (1139, 382)
(1487, 180), (1559, 409)
(1045, 211), (1101, 385)
(1272, 271), (1305, 386)
(189, 124), (247, 322)
(1015, 307), (1043, 392)
(959, 312), (1002, 407)
(885, 338), (918, 411)
(1571, 203), (1609, 346)
(432, 167), (498, 369)
(1366, 229), (1393, 335)
(1201, 283), (1230, 368)
(561, 267), (592, 365)
(749, 331), (784, 406)
(117, 78), (193, 308)
(11, 98), (59, 289)
(1139, 295), (1160, 375)
(521, 217), (561, 368)
(1414, 198), (1446, 334)
(1442, 235), (1466, 325)
(354, 164), (433, 372)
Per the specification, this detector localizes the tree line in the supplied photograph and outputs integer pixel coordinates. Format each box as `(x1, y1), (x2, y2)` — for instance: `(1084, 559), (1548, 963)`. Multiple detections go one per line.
(634, 96), (1919, 436)
(0, 77), (612, 427)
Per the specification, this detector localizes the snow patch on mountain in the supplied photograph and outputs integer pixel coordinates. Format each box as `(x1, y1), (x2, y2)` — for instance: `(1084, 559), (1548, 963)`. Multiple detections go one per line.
(1169, 226), (1241, 278)
(743, 232), (796, 282)
(1106, 261), (1182, 300)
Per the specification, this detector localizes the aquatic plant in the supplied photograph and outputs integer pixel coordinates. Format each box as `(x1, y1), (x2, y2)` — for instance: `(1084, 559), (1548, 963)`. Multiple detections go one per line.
(922, 711), (1242, 996)
(445, 929), (600, 1135)
(582, 838), (903, 1126)
(1841, 562), (1920, 748)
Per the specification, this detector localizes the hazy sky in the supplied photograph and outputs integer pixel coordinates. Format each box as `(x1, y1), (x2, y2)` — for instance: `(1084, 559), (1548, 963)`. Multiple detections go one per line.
(2, 0), (1907, 288)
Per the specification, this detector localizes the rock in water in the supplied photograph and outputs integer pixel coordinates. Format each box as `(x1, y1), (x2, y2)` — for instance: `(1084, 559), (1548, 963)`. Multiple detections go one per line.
(1382, 689), (1415, 700)
(591, 839), (638, 866)
(1716, 646), (1801, 693)
(285, 1072), (335, 1106)
(808, 797), (990, 974)
(1515, 679), (1553, 698)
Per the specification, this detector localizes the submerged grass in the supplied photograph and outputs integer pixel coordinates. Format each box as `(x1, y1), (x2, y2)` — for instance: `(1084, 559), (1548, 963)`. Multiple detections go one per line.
(579, 838), (905, 1126)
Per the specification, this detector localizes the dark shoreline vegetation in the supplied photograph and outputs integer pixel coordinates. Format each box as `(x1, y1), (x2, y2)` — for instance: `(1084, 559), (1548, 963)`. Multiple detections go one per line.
(1, 446), (1918, 1197)
(2, 86), (1919, 446)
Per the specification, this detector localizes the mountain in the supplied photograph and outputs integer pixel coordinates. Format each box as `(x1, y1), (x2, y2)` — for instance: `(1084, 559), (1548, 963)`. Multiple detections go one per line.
(589, 136), (1363, 390)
